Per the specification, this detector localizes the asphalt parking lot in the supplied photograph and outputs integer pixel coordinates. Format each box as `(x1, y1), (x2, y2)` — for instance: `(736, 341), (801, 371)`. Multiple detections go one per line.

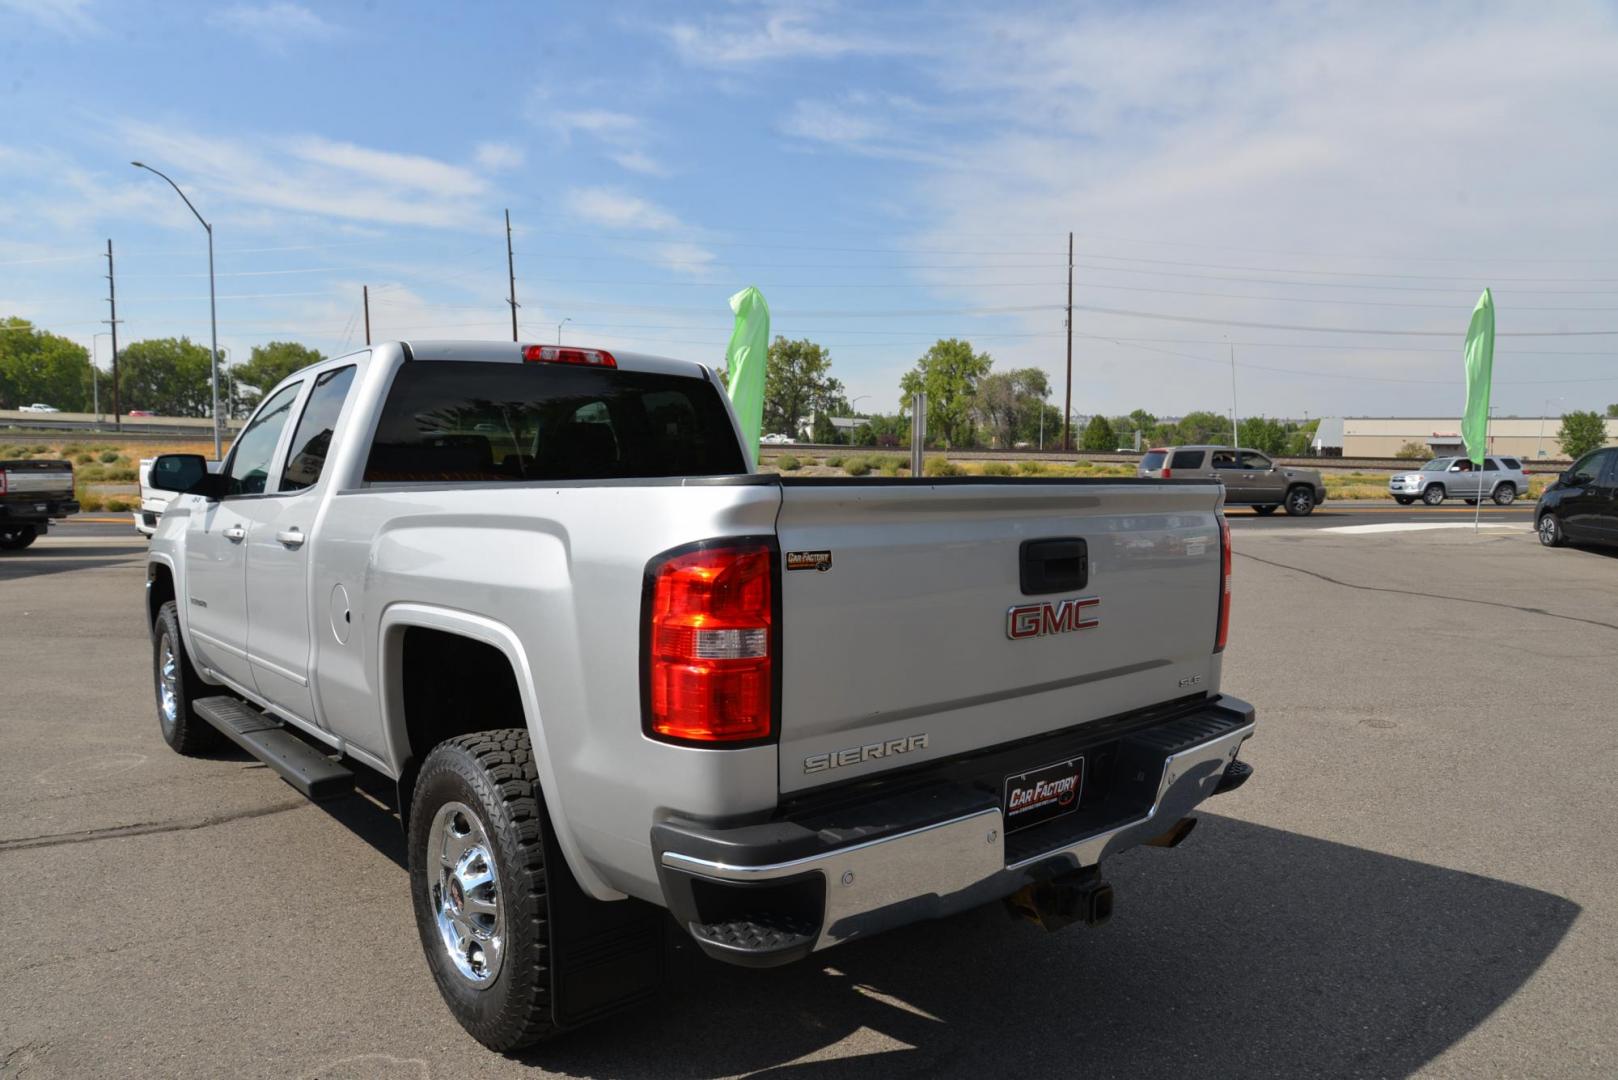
(3, 515), (1614, 1079)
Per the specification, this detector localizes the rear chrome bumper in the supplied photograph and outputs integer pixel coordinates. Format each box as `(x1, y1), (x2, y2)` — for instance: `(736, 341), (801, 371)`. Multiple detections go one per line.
(655, 695), (1255, 966)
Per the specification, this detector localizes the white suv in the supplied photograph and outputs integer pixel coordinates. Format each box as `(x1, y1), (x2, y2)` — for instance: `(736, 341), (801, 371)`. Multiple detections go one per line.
(1389, 456), (1527, 506)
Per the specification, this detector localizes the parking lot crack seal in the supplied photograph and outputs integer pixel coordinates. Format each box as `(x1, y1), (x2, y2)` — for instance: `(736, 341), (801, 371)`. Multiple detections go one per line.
(0, 800), (308, 854)
(1235, 551), (1618, 634)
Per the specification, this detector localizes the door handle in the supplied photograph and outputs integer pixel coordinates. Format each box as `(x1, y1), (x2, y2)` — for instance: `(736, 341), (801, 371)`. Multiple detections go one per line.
(223, 525), (246, 542)
(275, 527), (305, 549)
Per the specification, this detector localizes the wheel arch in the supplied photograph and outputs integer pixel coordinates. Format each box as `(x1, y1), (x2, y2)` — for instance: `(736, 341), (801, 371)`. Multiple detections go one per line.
(377, 602), (623, 901)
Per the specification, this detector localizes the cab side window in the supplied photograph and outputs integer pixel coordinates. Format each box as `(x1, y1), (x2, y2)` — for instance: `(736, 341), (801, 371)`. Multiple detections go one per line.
(1568, 450), (1610, 486)
(281, 366), (357, 492)
(224, 382), (302, 496)
(1239, 451), (1272, 470)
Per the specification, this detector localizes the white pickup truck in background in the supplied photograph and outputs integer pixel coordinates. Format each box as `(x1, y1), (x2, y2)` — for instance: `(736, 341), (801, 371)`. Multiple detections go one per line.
(135, 457), (175, 537)
(144, 339), (1255, 1050)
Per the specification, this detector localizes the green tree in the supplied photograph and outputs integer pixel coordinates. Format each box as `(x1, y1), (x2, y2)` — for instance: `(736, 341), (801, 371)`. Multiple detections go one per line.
(118, 337), (216, 416)
(1080, 414), (1117, 450)
(1174, 410), (1232, 445)
(232, 341), (324, 401)
(973, 367), (1049, 448)
(1394, 441), (1431, 460)
(1237, 416), (1288, 454)
(0, 318), (92, 410)
(1606, 403), (1618, 418)
(899, 338), (992, 448)
(764, 337), (841, 439)
(1557, 410), (1608, 459)
(811, 412), (840, 444)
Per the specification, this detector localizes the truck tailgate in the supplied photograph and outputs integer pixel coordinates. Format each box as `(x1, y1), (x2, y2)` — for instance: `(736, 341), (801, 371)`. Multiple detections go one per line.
(1, 461), (74, 498)
(774, 478), (1223, 793)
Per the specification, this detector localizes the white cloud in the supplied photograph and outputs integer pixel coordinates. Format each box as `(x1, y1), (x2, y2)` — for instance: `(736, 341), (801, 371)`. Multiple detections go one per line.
(663, 4), (910, 67)
(608, 150), (668, 177)
(539, 106), (669, 177)
(207, 3), (339, 47)
(810, 1), (1618, 415)
(0, 0), (97, 34)
(563, 187), (680, 232)
(474, 141), (524, 171)
(114, 120), (493, 230)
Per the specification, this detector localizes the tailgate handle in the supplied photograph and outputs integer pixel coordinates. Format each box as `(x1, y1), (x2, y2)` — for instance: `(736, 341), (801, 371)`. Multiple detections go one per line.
(1020, 538), (1088, 595)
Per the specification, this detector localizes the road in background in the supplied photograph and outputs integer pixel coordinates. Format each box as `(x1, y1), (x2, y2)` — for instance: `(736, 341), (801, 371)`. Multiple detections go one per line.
(1, 523), (1614, 1077)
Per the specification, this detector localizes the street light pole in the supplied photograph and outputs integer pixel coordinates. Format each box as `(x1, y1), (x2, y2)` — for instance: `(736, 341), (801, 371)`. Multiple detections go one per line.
(556, 317), (571, 344)
(132, 161), (222, 460)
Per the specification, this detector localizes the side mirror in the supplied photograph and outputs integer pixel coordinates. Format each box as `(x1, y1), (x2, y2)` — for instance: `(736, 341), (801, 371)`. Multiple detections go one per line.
(149, 454), (224, 499)
(1560, 470), (1578, 486)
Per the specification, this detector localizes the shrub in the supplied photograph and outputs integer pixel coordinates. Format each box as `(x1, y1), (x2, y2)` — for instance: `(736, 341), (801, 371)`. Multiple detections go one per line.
(776, 454), (802, 471)
(1394, 441), (1431, 460)
(1017, 460), (1045, 475)
(101, 466), (138, 482)
(982, 461), (1015, 476)
(99, 449), (120, 463)
(75, 452), (94, 464)
(30, 444), (48, 453)
(924, 457), (965, 478)
(879, 457), (904, 477)
(77, 491), (105, 511)
(103, 497), (133, 512)
(825, 455), (844, 468)
(844, 458), (871, 476)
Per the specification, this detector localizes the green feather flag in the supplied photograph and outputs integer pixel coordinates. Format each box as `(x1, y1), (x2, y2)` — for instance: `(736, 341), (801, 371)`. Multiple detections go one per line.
(1461, 289), (1495, 465)
(724, 286), (769, 460)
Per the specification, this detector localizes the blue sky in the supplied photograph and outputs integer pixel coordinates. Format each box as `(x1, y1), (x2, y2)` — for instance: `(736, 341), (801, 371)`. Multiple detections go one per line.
(3, 0), (1618, 419)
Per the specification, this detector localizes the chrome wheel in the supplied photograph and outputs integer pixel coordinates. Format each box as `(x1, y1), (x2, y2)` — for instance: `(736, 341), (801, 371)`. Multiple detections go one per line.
(1538, 514), (1563, 547)
(1494, 484), (1516, 506)
(1285, 488), (1315, 516)
(1423, 486), (1445, 506)
(157, 632), (179, 735)
(430, 801), (505, 988)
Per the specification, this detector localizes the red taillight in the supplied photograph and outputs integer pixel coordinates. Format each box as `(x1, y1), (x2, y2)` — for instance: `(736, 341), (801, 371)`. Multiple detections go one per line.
(0, 472), (6, 495)
(522, 344), (616, 367)
(1161, 468), (1172, 478)
(1214, 514), (1232, 653)
(645, 541), (775, 744)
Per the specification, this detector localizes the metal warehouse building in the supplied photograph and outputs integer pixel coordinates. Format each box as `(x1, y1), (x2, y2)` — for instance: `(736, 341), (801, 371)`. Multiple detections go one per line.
(1322, 417), (1618, 460)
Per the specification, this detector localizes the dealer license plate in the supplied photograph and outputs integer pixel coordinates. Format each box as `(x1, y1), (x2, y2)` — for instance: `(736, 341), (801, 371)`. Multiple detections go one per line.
(1003, 757), (1084, 832)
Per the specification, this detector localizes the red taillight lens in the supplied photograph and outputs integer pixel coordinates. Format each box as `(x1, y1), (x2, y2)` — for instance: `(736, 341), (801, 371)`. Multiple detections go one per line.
(646, 541), (775, 743)
(1214, 514), (1232, 653)
(522, 344), (616, 367)
(1161, 468), (1172, 478)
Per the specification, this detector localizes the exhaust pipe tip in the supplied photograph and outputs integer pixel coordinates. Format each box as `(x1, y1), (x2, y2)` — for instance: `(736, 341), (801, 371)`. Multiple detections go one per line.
(1145, 815), (1198, 849)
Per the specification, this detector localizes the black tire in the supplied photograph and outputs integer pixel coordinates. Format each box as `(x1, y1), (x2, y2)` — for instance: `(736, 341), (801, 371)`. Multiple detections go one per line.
(1493, 484), (1517, 506)
(0, 525), (38, 550)
(409, 731), (561, 1051)
(152, 600), (221, 754)
(1394, 496), (1415, 506)
(1538, 512), (1566, 547)
(1253, 505), (1278, 515)
(1283, 486), (1316, 517)
(1422, 485), (1446, 506)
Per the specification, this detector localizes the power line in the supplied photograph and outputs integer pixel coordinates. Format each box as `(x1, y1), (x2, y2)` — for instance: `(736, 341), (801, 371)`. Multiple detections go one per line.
(1073, 302), (1618, 337)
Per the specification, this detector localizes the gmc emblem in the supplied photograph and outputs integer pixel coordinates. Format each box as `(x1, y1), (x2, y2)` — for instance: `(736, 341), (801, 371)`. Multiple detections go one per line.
(1007, 596), (1100, 640)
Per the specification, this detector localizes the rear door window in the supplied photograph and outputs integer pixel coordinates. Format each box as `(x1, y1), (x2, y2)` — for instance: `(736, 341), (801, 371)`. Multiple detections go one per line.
(1170, 450), (1205, 470)
(1210, 450), (1240, 469)
(281, 365), (356, 492)
(364, 361), (746, 483)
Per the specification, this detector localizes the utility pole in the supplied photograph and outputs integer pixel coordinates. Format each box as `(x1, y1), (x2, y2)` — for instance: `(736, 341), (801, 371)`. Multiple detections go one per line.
(1064, 231), (1073, 452)
(505, 209), (519, 342)
(363, 285), (371, 345)
(1228, 347), (1239, 446)
(104, 239), (122, 432)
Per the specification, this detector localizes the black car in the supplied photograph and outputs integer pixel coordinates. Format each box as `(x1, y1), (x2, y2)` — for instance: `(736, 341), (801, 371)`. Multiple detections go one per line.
(1536, 447), (1618, 548)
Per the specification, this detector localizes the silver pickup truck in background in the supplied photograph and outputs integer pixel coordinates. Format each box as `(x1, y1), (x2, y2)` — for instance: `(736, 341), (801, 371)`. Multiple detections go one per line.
(0, 459), (78, 550)
(145, 340), (1256, 1050)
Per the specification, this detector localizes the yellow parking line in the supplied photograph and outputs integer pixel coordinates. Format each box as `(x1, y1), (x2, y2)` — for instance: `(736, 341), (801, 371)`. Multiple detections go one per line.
(67, 516), (134, 524)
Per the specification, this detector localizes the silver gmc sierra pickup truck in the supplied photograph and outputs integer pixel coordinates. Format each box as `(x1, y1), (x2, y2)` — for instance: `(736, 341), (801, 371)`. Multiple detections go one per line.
(144, 340), (1256, 1050)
